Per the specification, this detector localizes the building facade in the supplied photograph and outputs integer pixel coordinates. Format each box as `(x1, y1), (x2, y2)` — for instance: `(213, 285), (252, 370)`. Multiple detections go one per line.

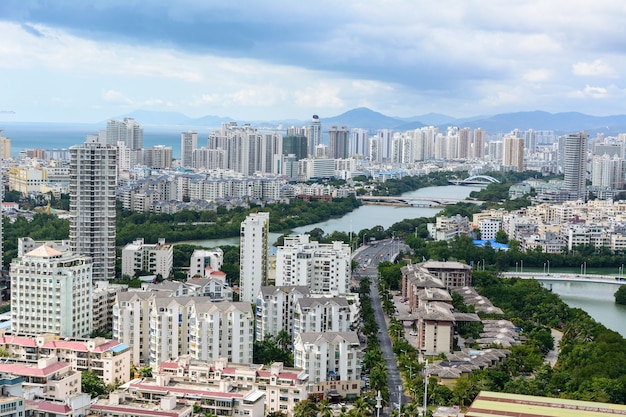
(239, 212), (269, 303)
(69, 138), (117, 281)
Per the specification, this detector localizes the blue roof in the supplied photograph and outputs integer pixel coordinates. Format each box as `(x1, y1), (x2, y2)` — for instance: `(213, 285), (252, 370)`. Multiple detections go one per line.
(111, 344), (130, 353)
(473, 239), (509, 250)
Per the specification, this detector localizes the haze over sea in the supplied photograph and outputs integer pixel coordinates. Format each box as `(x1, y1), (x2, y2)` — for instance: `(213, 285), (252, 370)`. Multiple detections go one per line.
(1, 122), (222, 159)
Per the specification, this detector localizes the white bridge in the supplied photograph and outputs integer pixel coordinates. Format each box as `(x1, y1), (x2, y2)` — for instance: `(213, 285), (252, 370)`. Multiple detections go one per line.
(501, 271), (626, 285)
(357, 195), (484, 206)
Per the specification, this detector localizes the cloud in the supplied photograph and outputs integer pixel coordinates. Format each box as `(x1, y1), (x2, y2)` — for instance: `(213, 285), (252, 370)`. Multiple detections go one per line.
(569, 85), (609, 99)
(102, 90), (133, 105)
(572, 59), (618, 77)
(523, 69), (552, 83)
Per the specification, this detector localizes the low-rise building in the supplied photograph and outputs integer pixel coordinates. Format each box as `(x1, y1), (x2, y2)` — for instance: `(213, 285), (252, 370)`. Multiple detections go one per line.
(121, 238), (173, 278)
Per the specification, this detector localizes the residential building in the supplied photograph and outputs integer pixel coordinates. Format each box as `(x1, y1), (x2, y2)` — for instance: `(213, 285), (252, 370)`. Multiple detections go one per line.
(10, 245), (92, 337)
(0, 358), (81, 402)
(421, 261), (472, 288)
(563, 131), (588, 201)
(275, 235), (352, 296)
(293, 332), (361, 400)
(502, 136), (524, 172)
(121, 238), (173, 278)
(293, 296), (359, 338)
(255, 286), (310, 343)
(478, 218), (502, 240)
(113, 293), (253, 367)
(93, 280), (128, 332)
(188, 248), (224, 279)
(473, 128), (486, 158)
(142, 145), (173, 169)
(328, 126), (350, 159)
(156, 357), (308, 417)
(106, 118), (143, 150)
(69, 137), (117, 281)
(239, 212), (269, 303)
(184, 277), (233, 301)
(282, 135), (308, 160)
(0, 333), (131, 385)
(181, 131), (198, 168)
(308, 115), (322, 157)
(592, 153), (624, 190)
(0, 134), (10, 159)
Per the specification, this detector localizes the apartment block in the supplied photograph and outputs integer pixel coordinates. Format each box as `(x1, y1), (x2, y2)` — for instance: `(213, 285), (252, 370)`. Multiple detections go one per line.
(293, 332), (361, 400)
(121, 238), (173, 278)
(10, 245), (92, 337)
(275, 235), (351, 296)
(157, 357), (308, 417)
(255, 286), (310, 343)
(0, 333), (131, 385)
(293, 296), (360, 337)
(113, 293), (253, 368)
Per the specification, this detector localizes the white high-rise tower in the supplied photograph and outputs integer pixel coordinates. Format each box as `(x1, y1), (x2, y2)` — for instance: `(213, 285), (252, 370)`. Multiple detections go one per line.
(239, 212), (269, 303)
(308, 115), (323, 157)
(563, 131), (588, 201)
(181, 131), (198, 168)
(70, 137), (117, 281)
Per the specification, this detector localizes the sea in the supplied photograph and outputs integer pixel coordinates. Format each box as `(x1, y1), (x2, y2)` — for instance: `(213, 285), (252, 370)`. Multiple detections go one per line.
(1, 122), (221, 159)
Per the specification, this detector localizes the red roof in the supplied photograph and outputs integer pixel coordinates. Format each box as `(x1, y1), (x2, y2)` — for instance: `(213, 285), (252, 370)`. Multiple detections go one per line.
(221, 367), (237, 375)
(256, 371), (271, 378)
(0, 336), (37, 347)
(278, 372), (298, 380)
(0, 361), (69, 377)
(160, 362), (179, 370)
(130, 382), (243, 399)
(30, 401), (72, 414)
(43, 340), (89, 352)
(93, 340), (120, 352)
(92, 404), (181, 417)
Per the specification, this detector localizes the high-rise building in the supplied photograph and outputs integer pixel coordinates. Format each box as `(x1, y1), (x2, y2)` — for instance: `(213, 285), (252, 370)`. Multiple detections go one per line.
(308, 115), (323, 157)
(592, 154), (625, 189)
(11, 245), (93, 337)
(503, 136), (525, 172)
(563, 131), (589, 201)
(350, 128), (369, 157)
(458, 127), (472, 159)
(0, 133), (10, 159)
(106, 118), (143, 150)
(473, 128), (486, 158)
(377, 129), (394, 160)
(282, 134), (308, 160)
(328, 126), (350, 159)
(181, 131), (198, 167)
(69, 137), (117, 280)
(239, 212), (269, 303)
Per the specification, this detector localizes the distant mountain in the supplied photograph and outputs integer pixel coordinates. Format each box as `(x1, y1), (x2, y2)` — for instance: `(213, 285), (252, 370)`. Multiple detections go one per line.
(320, 107), (410, 130)
(110, 108), (626, 136)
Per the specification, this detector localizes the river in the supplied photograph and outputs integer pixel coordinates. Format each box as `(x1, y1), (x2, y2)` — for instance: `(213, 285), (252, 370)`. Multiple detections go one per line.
(538, 280), (626, 337)
(176, 184), (626, 337)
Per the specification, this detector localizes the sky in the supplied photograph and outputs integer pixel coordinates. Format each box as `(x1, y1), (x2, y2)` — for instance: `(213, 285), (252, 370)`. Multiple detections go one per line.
(1, 0), (626, 123)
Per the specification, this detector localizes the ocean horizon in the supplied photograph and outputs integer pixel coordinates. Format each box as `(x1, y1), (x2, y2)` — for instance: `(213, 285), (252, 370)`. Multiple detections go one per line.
(0, 122), (222, 159)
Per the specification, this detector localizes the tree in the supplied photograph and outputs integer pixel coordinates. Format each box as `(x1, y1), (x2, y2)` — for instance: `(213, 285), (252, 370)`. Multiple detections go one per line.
(495, 230), (509, 244)
(82, 370), (107, 398)
(615, 285), (626, 305)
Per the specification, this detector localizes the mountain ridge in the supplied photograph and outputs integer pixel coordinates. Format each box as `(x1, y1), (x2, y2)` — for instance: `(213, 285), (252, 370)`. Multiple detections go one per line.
(111, 107), (626, 135)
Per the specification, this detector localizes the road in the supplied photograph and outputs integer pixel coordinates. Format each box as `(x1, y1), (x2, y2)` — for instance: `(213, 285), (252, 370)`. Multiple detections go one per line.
(354, 239), (408, 416)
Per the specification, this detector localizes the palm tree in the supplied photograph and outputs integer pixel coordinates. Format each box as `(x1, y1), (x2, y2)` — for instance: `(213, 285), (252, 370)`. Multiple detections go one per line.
(293, 399), (318, 417)
(275, 329), (291, 350)
(350, 394), (374, 416)
(317, 399), (334, 417)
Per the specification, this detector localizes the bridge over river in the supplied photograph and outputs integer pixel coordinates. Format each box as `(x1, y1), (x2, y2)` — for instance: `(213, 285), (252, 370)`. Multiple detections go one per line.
(357, 195), (484, 206)
(501, 271), (626, 285)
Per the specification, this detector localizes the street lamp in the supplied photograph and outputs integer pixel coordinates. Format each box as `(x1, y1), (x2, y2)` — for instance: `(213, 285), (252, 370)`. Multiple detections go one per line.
(521, 259), (523, 273)
(547, 259), (550, 275)
(422, 360), (429, 417)
(376, 390), (382, 417)
(515, 262), (518, 273)
(415, 227), (418, 238)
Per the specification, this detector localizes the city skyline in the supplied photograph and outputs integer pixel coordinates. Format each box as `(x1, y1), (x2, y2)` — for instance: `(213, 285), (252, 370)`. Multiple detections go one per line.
(1, 1), (626, 123)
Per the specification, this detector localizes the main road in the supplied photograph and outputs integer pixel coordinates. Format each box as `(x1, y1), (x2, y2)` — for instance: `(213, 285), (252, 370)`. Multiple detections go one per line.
(354, 240), (408, 416)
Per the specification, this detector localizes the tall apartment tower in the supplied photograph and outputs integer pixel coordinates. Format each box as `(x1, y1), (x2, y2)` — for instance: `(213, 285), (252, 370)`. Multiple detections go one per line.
(458, 127), (472, 159)
(473, 128), (486, 158)
(502, 136), (525, 172)
(181, 131), (198, 168)
(70, 137), (117, 281)
(308, 115), (323, 157)
(328, 126), (350, 159)
(11, 245), (93, 337)
(239, 212), (270, 303)
(563, 131), (589, 201)
(106, 118), (143, 150)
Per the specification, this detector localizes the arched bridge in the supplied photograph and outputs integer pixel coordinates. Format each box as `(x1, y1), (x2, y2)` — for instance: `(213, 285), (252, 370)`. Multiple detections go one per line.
(449, 175), (501, 185)
(357, 195), (484, 206)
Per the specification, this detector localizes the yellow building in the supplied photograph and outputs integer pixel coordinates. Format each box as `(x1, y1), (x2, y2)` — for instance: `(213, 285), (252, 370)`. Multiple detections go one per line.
(0, 136), (10, 158)
(7, 165), (48, 194)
